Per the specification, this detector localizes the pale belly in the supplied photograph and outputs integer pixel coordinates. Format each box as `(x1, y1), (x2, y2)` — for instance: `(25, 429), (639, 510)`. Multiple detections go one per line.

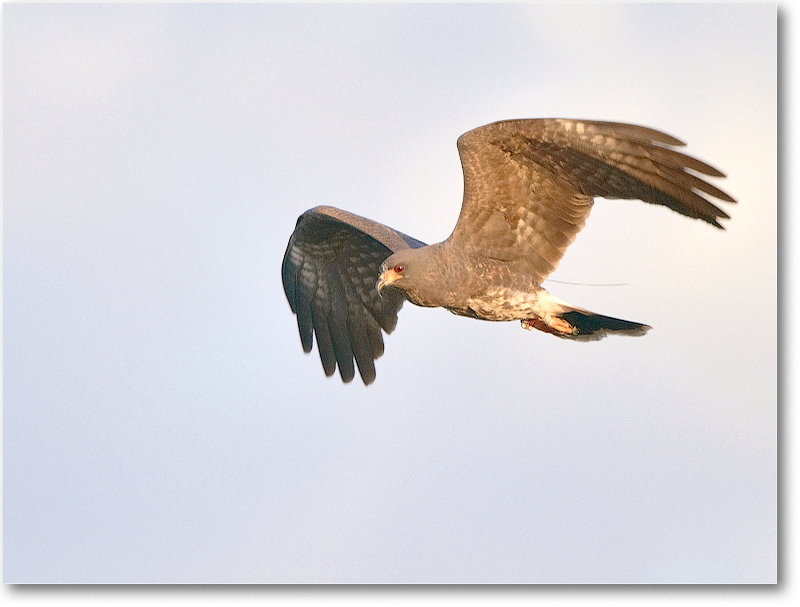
(459, 287), (549, 321)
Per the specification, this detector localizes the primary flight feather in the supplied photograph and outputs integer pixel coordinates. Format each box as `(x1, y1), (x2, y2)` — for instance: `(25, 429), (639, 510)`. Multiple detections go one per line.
(282, 118), (735, 384)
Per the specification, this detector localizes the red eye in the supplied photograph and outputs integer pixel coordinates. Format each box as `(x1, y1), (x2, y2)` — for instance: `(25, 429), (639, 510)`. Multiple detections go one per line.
(393, 264), (404, 274)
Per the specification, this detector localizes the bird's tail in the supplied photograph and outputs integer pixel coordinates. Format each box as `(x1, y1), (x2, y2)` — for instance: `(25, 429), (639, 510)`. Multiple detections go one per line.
(522, 293), (651, 341)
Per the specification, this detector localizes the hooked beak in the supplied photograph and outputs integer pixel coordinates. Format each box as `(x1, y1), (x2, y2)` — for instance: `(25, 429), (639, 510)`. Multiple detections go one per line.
(376, 269), (400, 295)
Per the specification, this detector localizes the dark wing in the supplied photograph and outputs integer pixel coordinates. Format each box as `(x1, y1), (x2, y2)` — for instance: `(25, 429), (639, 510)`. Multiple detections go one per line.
(282, 205), (426, 385)
(449, 119), (735, 283)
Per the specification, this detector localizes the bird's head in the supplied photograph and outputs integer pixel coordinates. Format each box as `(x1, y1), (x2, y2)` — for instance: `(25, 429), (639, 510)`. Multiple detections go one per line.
(376, 246), (446, 308)
(376, 250), (415, 295)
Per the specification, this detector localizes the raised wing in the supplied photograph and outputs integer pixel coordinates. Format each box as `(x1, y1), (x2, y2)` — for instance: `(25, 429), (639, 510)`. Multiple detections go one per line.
(282, 205), (426, 384)
(449, 119), (735, 283)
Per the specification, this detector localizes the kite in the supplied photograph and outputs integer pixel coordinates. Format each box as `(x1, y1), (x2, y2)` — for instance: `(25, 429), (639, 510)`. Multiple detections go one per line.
(282, 119), (735, 384)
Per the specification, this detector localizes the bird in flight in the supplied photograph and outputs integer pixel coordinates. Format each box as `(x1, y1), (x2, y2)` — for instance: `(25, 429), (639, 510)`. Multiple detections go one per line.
(282, 118), (735, 384)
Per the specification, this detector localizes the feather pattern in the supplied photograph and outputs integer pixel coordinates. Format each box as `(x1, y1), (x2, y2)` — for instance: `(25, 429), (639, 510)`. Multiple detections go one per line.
(449, 119), (734, 282)
(281, 205), (425, 384)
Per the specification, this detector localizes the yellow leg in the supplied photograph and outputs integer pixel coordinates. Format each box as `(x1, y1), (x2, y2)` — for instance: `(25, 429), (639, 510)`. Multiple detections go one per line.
(521, 314), (576, 336)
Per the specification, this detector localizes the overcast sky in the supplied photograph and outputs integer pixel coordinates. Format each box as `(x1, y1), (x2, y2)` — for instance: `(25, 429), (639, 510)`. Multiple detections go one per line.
(3, 2), (776, 585)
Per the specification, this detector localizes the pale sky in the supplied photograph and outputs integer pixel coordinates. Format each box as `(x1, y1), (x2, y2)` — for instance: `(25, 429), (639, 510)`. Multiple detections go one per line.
(3, 2), (776, 585)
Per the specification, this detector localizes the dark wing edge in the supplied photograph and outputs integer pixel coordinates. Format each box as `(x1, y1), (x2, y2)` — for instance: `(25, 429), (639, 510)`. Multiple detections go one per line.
(281, 205), (425, 385)
(461, 118), (736, 229)
(554, 119), (735, 228)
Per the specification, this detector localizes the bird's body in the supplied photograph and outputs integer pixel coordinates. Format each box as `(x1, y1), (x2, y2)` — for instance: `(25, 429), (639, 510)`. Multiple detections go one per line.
(282, 118), (735, 384)
(377, 244), (549, 321)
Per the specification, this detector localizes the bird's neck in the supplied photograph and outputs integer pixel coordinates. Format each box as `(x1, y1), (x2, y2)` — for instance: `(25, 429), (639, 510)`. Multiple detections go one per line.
(399, 242), (472, 309)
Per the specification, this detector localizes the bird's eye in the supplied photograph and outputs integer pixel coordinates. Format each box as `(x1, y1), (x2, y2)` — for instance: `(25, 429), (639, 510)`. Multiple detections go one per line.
(393, 264), (404, 274)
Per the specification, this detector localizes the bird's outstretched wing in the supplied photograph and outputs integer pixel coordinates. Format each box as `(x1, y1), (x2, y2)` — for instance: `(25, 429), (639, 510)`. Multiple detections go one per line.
(282, 205), (426, 384)
(449, 119), (736, 283)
